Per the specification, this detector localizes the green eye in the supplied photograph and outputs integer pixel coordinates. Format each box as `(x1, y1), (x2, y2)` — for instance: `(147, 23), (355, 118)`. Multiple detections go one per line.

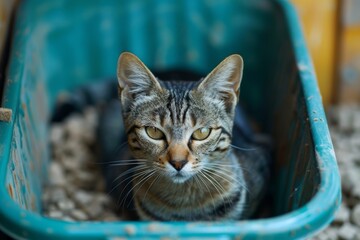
(145, 126), (165, 140)
(192, 127), (211, 140)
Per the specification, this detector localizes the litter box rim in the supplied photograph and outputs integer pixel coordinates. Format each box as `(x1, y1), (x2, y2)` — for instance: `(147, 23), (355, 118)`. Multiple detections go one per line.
(0, 0), (341, 239)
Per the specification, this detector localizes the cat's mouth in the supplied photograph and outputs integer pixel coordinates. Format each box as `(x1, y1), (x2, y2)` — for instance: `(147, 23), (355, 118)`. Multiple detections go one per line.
(175, 172), (183, 177)
(171, 172), (191, 184)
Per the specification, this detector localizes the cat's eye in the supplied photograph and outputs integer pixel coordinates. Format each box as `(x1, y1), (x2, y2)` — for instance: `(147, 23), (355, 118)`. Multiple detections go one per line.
(145, 126), (165, 140)
(192, 127), (211, 140)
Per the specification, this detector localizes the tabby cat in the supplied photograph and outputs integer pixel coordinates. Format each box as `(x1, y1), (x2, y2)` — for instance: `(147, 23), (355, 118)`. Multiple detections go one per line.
(116, 52), (269, 220)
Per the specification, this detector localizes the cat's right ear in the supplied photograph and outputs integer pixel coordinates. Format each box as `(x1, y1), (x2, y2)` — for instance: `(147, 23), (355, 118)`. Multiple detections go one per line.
(117, 52), (162, 110)
(197, 54), (243, 115)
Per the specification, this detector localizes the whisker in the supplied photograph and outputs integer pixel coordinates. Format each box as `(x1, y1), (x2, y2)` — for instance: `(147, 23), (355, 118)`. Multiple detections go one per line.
(108, 162), (145, 167)
(112, 165), (148, 183)
(230, 144), (256, 151)
(203, 167), (244, 187)
(203, 167), (249, 193)
(206, 166), (238, 177)
(110, 167), (149, 195)
(206, 164), (237, 169)
(112, 159), (148, 162)
(206, 163), (235, 166)
(202, 169), (250, 211)
(122, 170), (156, 208)
(126, 171), (158, 207)
(142, 173), (161, 203)
(201, 170), (228, 211)
(113, 141), (128, 155)
(208, 164), (254, 175)
(196, 172), (216, 212)
(203, 167), (240, 187)
(202, 169), (238, 214)
(201, 169), (227, 192)
(192, 176), (205, 204)
(116, 169), (151, 206)
(95, 159), (148, 165)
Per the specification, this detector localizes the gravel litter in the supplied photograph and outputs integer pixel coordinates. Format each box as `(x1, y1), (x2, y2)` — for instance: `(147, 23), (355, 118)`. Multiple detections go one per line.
(312, 105), (360, 239)
(43, 104), (360, 238)
(42, 107), (122, 221)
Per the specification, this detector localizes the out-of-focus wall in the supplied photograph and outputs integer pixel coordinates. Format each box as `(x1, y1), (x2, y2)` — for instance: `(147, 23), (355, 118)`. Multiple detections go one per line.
(0, 0), (17, 57)
(291, 0), (338, 107)
(2, 0), (359, 106)
(293, 0), (360, 106)
(338, 0), (360, 103)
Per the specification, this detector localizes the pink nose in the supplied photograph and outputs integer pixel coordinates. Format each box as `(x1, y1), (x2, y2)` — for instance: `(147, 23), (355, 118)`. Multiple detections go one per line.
(169, 160), (188, 171)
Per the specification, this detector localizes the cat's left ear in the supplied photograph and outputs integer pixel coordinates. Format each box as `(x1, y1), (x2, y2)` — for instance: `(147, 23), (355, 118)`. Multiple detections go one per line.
(197, 54), (243, 114)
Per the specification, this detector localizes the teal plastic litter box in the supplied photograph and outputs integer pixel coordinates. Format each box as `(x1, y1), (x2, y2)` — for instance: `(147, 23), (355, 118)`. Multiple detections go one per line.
(0, 0), (341, 239)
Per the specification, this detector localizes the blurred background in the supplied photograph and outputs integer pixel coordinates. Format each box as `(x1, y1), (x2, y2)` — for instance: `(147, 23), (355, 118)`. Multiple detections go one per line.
(292, 0), (360, 107)
(2, 0), (360, 107)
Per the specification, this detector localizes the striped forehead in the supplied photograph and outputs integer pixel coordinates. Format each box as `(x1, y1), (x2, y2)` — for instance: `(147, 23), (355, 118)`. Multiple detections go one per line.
(130, 80), (223, 132)
(166, 89), (190, 124)
(155, 81), (193, 125)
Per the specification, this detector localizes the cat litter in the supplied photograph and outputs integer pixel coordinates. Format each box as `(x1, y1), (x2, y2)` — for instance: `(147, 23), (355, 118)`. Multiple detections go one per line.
(42, 107), (122, 222)
(312, 105), (360, 239)
(43, 104), (360, 237)
(0, 107), (12, 122)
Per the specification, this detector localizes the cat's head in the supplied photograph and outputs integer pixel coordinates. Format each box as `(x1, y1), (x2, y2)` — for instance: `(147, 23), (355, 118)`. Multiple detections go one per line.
(117, 52), (243, 183)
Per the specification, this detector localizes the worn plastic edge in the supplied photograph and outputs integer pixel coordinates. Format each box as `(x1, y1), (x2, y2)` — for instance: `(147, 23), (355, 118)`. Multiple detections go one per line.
(0, 0), (341, 239)
(276, 0), (342, 235)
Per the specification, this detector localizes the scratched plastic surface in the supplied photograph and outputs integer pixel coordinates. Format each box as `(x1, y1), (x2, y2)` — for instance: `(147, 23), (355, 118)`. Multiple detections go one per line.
(0, 0), (341, 239)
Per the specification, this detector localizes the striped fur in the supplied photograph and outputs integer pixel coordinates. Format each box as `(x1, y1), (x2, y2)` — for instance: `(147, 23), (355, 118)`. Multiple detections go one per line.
(116, 52), (263, 220)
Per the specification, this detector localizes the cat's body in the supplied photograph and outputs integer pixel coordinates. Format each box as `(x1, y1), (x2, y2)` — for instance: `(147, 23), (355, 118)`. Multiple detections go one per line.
(115, 53), (270, 220)
(51, 53), (270, 220)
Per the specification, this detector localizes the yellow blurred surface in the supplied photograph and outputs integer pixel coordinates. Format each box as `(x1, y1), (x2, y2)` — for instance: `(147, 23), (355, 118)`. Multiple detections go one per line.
(340, 27), (360, 103)
(338, 0), (360, 103)
(291, 0), (338, 106)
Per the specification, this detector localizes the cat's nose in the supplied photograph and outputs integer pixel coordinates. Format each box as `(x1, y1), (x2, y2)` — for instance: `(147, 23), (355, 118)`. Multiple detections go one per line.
(169, 160), (188, 171)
